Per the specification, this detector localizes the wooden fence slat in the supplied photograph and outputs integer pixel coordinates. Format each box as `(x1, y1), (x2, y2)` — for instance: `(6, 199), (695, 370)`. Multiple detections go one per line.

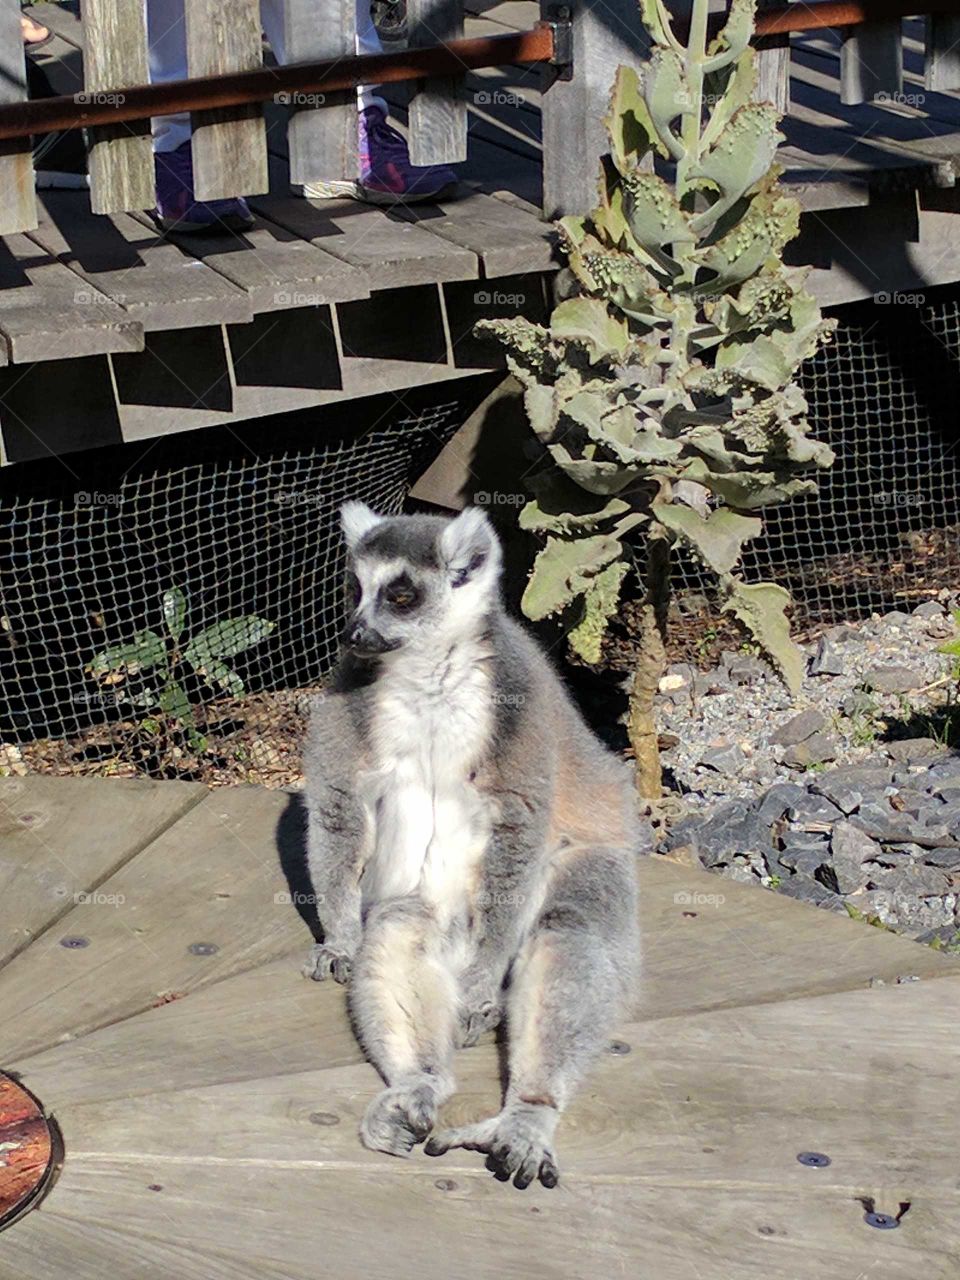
(83, 0), (155, 215)
(840, 18), (903, 105)
(924, 14), (960, 92)
(186, 0), (268, 202)
(283, 0), (357, 185)
(754, 1), (790, 114)
(0, 0), (37, 235)
(407, 0), (468, 167)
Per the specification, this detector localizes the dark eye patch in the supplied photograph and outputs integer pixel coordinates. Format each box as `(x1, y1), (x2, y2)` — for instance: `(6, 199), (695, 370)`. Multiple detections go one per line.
(452, 552), (486, 589)
(344, 571), (361, 607)
(382, 574), (421, 612)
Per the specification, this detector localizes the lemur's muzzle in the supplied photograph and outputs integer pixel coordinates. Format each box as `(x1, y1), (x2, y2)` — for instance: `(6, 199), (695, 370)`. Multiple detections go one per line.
(344, 618), (401, 657)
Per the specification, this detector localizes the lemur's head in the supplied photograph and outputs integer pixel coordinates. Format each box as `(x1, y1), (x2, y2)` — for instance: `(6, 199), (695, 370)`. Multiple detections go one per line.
(338, 502), (503, 659)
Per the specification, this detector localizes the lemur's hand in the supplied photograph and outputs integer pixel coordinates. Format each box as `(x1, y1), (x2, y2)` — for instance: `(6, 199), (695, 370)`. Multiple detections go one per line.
(457, 967), (503, 1045)
(302, 942), (353, 984)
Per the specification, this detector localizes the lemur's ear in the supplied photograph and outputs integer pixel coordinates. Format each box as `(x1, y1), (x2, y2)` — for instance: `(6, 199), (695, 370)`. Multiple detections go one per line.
(340, 501), (383, 551)
(439, 506), (498, 587)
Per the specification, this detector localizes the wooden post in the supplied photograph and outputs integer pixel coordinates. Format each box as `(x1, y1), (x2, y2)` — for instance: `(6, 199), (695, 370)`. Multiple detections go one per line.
(539, 0), (647, 219)
(754, 0), (790, 114)
(0, 0), (36, 234)
(840, 18), (902, 105)
(925, 14), (960, 92)
(84, 0), (155, 215)
(407, 0), (468, 166)
(187, 0), (268, 201)
(283, 0), (357, 185)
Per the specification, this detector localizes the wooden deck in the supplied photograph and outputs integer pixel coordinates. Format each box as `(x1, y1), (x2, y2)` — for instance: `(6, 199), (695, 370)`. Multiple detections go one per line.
(1, 774), (959, 1275)
(5, 4), (960, 461)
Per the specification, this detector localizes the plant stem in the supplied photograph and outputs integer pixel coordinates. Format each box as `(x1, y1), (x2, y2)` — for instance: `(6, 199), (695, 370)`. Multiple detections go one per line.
(627, 530), (671, 799)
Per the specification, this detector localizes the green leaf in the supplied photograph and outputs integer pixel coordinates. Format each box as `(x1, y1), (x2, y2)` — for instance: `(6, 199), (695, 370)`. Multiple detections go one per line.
(199, 658), (245, 698)
(162, 587), (187, 641)
(568, 560), (630, 663)
(622, 172), (691, 262)
(158, 678), (193, 726)
(521, 472), (632, 535)
(88, 629), (167, 678)
(688, 104), (783, 227)
(550, 298), (630, 363)
(521, 534), (622, 621)
(652, 503), (762, 574)
(184, 616), (275, 669)
(605, 64), (664, 169)
(721, 579), (805, 693)
(548, 442), (636, 495)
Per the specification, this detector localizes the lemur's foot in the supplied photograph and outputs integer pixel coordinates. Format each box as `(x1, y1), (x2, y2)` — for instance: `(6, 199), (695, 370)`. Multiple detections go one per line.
(360, 1082), (438, 1157)
(457, 998), (501, 1048)
(302, 942), (352, 984)
(425, 1102), (559, 1189)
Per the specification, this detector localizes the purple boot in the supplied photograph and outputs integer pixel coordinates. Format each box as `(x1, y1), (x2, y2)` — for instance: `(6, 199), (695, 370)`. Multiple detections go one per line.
(153, 140), (255, 233)
(304, 105), (459, 205)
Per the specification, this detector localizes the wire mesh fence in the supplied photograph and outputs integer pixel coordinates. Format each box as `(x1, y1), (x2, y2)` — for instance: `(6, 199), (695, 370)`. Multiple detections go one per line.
(0, 286), (959, 775)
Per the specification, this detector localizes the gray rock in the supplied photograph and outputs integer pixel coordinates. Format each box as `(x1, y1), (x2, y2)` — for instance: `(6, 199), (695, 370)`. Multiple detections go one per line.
(926, 759), (960, 789)
(777, 876), (844, 910)
(881, 610), (912, 625)
(783, 732), (839, 770)
(885, 738), (948, 764)
(815, 765), (893, 790)
(935, 786), (960, 804)
(697, 743), (747, 774)
(810, 778), (863, 815)
(826, 624), (859, 642)
(726, 655), (769, 686)
(686, 803), (774, 868)
(915, 925), (960, 947)
(778, 848), (829, 879)
(912, 601), (945, 619)
(755, 782), (807, 826)
(864, 665), (925, 694)
(849, 801), (936, 844)
(896, 864), (954, 896)
(830, 821), (881, 893)
(809, 636), (845, 677)
(843, 690), (878, 719)
(771, 708), (828, 746)
(787, 793), (845, 826)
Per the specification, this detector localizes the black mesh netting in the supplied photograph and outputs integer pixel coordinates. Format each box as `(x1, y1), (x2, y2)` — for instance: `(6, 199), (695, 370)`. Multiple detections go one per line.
(1, 286), (959, 754)
(0, 383), (486, 745)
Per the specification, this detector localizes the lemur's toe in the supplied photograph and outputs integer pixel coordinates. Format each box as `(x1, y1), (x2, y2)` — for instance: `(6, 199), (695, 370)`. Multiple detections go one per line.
(302, 944), (352, 982)
(360, 1084), (437, 1157)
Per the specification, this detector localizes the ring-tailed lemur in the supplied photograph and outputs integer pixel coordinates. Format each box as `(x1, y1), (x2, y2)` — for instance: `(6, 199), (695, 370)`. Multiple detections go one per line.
(302, 502), (640, 1188)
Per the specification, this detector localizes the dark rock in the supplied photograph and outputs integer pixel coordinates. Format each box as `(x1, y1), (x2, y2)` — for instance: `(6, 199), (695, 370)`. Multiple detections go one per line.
(661, 815), (705, 852)
(880, 610), (912, 625)
(843, 690), (878, 719)
(849, 801), (938, 844)
(915, 924), (960, 947)
(783, 732), (839, 770)
(684, 802), (774, 868)
(810, 778), (863, 816)
(777, 876), (844, 910)
(886, 738), (948, 764)
(912, 601), (945, 618)
(935, 786), (960, 804)
(778, 848), (829, 879)
(755, 782), (807, 826)
(815, 765), (893, 790)
(771, 709), (828, 747)
(809, 637), (845, 677)
(864, 665), (925, 694)
(726, 655), (769, 686)
(697, 743), (746, 774)
(826, 624), (859, 643)
(893, 789), (945, 820)
(926, 759), (960, 790)
(830, 821), (881, 893)
(787, 793), (845, 826)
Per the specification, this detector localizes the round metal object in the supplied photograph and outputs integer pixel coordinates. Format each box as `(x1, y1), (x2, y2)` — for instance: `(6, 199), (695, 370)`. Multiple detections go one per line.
(0, 1073), (58, 1232)
(187, 942), (219, 956)
(864, 1212), (900, 1230)
(797, 1151), (831, 1167)
(59, 935), (89, 950)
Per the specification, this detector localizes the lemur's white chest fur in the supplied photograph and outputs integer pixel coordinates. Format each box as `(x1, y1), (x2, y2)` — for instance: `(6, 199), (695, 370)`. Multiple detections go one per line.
(358, 633), (496, 925)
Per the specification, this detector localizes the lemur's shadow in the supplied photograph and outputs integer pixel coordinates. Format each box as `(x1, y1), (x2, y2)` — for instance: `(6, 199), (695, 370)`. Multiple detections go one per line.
(276, 791), (324, 944)
(276, 789), (512, 1093)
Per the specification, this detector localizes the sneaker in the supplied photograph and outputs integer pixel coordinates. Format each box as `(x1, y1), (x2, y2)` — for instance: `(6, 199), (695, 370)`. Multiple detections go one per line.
(153, 141), (255, 233)
(303, 105), (458, 205)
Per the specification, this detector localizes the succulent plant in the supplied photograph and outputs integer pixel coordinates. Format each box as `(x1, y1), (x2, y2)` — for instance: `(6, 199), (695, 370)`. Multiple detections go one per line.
(477, 0), (836, 795)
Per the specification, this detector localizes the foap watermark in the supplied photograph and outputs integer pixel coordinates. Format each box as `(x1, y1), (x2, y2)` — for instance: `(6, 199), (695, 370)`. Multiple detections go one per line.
(74, 890), (126, 907)
(473, 289), (527, 308)
(477, 889), (526, 908)
(872, 489), (926, 509)
(876, 90), (926, 108)
(473, 89), (527, 107)
(874, 291), (925, 307)
(474, 490), (525, 507)
(76, 490), (125, 507)
(275, 890), (325, 906)
(492, 691), (526, 707)
(275, 91), (326, 107)
(275, 487), (323, 508)
(273, 290), (326, 307)
(75, 288), (120, 306)
(673, 889), (725, 908)
(75, 90), (126, 106)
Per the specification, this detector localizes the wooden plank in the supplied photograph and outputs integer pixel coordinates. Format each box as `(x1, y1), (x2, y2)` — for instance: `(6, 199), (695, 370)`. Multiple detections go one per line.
(251, 180), (478, 287)
(407, 0), (468, 167)
(126, 211), (370, 312)
(0, 231), (142, 362)
(186, 0), (268, 202)
(0, 0), (38, 235)
(841, 18), (903, 105)
(82, 0), (154, 215)
(755, 4), (790, 114)
(540, 0), (648, 217)
(283, 0), (357, 186)
(925, 14), (960, 92)
(27, 192), (254, 331)
(0, 778), (206, 971)
(391, 188), (555, 277)
(0, 787), (302, 1062)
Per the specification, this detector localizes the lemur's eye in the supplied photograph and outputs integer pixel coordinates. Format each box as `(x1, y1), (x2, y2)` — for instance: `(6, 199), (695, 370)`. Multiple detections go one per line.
(384, 576), (420, 612)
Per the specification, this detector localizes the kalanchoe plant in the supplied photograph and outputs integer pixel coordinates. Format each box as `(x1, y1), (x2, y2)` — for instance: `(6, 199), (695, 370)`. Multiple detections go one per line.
(87, 587), (275, 753)
(477, 0), (836, 797)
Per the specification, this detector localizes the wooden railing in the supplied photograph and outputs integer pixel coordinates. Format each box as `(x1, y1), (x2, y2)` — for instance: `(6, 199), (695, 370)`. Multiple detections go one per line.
(1, 0), (960, 236)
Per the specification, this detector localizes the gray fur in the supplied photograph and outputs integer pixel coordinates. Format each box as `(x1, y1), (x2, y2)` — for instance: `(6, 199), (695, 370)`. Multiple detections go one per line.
(302, 503), (641, 1188)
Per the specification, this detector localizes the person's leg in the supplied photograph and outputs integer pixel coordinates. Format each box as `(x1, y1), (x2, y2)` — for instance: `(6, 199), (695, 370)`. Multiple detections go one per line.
(147, 0), (254, 230)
